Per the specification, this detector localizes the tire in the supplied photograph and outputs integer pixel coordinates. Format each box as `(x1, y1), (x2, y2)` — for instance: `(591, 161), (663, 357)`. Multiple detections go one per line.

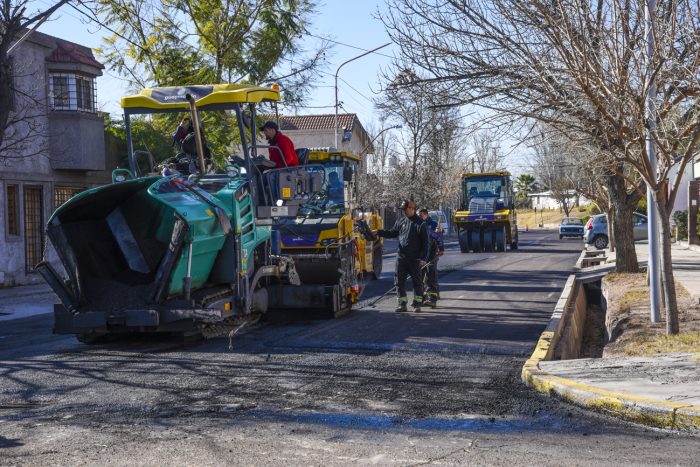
(495, 227), (505, 252)
(458, 230), (470, 253)
(76, 332), (107, 344)
(559, 234), (563, 239)
(371, 245), (383, 280)
(483, 230), (493, 251)
(471, 230), (482, 252)
(593, 234), (609, 249)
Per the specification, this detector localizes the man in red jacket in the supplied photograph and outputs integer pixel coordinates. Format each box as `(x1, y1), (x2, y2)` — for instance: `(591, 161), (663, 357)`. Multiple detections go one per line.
(260, 121), (299, 168)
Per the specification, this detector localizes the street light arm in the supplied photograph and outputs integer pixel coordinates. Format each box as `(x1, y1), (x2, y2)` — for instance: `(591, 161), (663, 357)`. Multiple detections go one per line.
(360, 124), (402, 155)
(334, 42), (392, 147)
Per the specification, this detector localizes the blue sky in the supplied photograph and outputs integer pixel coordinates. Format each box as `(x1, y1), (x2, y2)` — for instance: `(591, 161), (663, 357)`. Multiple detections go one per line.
(33, 0), (530, 172)
(35, 0), (396, 129)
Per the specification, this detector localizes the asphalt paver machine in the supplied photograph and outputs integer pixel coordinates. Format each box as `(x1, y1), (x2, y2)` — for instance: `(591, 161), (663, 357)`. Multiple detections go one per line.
(37, 84), (307, 342)
(452, 171), (518, 253)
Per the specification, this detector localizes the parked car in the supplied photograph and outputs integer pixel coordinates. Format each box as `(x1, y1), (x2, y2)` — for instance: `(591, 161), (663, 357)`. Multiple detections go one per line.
(429, 210), (449, 235)
(583, 212), (648, 249)
(559, 217), (584, 239)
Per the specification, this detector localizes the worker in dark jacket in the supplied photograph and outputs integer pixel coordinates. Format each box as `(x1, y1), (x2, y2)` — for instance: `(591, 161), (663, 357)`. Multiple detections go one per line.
(260, 120), (299, 168)
(419, 209), (445, 306)
(377, 199), (431, 312)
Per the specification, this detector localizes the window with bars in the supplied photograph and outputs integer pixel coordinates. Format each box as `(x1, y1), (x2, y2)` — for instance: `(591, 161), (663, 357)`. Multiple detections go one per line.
(6, 184), (19, 236)
(49, 73), (97, 112)
(54, 186), (84, 208)
(23, 186), (44, 273)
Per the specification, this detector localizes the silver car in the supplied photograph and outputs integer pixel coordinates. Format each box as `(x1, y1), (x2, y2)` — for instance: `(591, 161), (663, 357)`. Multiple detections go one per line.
(429, 210), (449, 235)
(583, 212), (648, 249)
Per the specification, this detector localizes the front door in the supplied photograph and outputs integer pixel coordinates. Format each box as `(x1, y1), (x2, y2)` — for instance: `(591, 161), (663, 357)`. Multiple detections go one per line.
(23, 186), (44, 273)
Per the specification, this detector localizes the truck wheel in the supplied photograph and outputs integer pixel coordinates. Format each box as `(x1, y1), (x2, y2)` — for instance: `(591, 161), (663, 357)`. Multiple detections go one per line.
(559, 234), (563, 240)
(371, 245), (383, 280)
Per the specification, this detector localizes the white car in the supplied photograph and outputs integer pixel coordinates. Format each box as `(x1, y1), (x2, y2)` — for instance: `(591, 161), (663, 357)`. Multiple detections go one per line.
(429, 210), (449, 235)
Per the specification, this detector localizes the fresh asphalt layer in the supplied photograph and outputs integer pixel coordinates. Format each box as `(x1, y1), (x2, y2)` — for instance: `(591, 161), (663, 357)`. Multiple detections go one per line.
(1, 231), (699, 465)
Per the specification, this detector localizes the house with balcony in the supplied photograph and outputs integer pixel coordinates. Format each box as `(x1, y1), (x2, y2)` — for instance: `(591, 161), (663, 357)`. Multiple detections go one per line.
(260, 113), (374, 173)
(0, 31), (112, 286)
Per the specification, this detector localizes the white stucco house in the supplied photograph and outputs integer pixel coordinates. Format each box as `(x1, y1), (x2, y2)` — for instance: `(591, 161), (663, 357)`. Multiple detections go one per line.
(527, 190), (590, 211)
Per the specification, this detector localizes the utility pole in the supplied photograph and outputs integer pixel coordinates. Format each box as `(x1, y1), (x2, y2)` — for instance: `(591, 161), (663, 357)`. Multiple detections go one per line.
(645, 0), (662, 322)
(334, 43), (391, 148)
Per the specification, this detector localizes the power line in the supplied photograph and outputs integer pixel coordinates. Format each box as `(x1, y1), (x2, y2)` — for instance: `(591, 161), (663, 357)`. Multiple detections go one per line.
(306, 32), (395, 60)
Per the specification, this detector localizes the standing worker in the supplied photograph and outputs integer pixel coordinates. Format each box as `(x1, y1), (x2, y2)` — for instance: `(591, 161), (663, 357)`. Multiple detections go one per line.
(377, 200), (431, 312)
(419, 208), (445, 306)
(260, 120), (299, 168)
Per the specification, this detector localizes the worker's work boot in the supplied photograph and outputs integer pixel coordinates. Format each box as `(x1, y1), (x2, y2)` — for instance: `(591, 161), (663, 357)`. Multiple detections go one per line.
(423, 297), (436, 309)
(411, 300), (422, 312)
(395, 299), (408, 313)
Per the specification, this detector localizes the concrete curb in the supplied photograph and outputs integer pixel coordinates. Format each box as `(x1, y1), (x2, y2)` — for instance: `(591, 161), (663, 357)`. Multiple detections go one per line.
(521, 276), (700, 432)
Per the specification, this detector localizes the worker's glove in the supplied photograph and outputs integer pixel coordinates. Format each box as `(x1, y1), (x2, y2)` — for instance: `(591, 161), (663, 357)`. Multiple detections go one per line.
(419, 260), (427, 268)
(438, 251), (444, 257)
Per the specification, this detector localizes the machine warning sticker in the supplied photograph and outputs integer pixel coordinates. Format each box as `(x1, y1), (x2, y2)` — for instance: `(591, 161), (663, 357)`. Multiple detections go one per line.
(282, 187), (291, 199)
(150, 86), (214, 104)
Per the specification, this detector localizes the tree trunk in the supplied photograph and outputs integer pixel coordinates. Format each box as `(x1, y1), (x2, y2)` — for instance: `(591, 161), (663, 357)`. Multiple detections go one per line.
(607, 173), (638, 272)
(655, 199), (680, 335)
(606, 207), (616, 253)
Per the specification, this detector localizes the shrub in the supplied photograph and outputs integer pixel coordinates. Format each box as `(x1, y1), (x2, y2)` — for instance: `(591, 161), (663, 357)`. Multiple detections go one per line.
(673, 210), (688, 240)
(587, 204), (601, 215)
(636, 198), (647, 215)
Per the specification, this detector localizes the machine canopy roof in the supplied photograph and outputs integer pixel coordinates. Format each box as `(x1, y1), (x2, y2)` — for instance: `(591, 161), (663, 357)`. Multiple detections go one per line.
(121, 84), (280, 114)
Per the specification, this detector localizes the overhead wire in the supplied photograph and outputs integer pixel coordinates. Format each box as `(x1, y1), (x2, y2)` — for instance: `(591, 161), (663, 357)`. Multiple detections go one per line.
(305, 32), (395, 60)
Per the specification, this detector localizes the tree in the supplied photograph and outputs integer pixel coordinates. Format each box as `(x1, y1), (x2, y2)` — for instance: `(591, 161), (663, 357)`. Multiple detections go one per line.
(380, 0), (700, 334)
(375, 70), (439, 182)
(530, 127), (579, 217)
(514, 174), (538, 208)
(469, 130), (506, 173)
(89, 0), (327, 107)
(1, 0), (71, 163)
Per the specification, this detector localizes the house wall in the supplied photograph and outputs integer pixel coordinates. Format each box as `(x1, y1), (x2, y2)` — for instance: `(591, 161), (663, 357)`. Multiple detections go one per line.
(669, 162), (694, 217)
(529, 193), (591, 211)
(282, 126), (372, 173)
(0, 34), (110, 287)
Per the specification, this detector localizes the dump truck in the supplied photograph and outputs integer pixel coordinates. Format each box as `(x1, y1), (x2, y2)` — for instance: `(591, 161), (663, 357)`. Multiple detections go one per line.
(452, 171), (518, 253)
(37, 84), (306, 342)
(266, 149), (383, 317)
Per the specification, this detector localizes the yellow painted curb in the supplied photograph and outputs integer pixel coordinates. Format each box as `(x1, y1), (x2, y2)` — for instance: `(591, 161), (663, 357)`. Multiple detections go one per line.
(522, 276), (700, 432)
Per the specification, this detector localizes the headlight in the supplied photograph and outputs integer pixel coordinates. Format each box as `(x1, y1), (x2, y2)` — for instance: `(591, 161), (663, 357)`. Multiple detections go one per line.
(320, 238), (338, 246)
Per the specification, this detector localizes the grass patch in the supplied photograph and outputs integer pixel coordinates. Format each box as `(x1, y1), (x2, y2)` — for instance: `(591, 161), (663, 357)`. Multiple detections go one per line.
(518, 209), (571, 228)
(605, 272), (646, 284)
(623, 332), (700, 356)
(619, 288), (649, 310)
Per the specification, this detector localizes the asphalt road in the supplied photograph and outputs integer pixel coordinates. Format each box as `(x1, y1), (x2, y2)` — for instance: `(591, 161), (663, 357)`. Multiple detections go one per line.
(1, 230), (699, 465)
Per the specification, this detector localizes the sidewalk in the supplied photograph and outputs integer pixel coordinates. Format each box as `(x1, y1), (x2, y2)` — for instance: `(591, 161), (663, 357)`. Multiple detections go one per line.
(0, 283), (57, 322)
(523, 242), (700, 432)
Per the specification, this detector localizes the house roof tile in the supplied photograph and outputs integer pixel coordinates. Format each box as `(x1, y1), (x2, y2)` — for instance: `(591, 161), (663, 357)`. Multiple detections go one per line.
(46, 40), (104, 70)
(274, 113), (357, 131)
